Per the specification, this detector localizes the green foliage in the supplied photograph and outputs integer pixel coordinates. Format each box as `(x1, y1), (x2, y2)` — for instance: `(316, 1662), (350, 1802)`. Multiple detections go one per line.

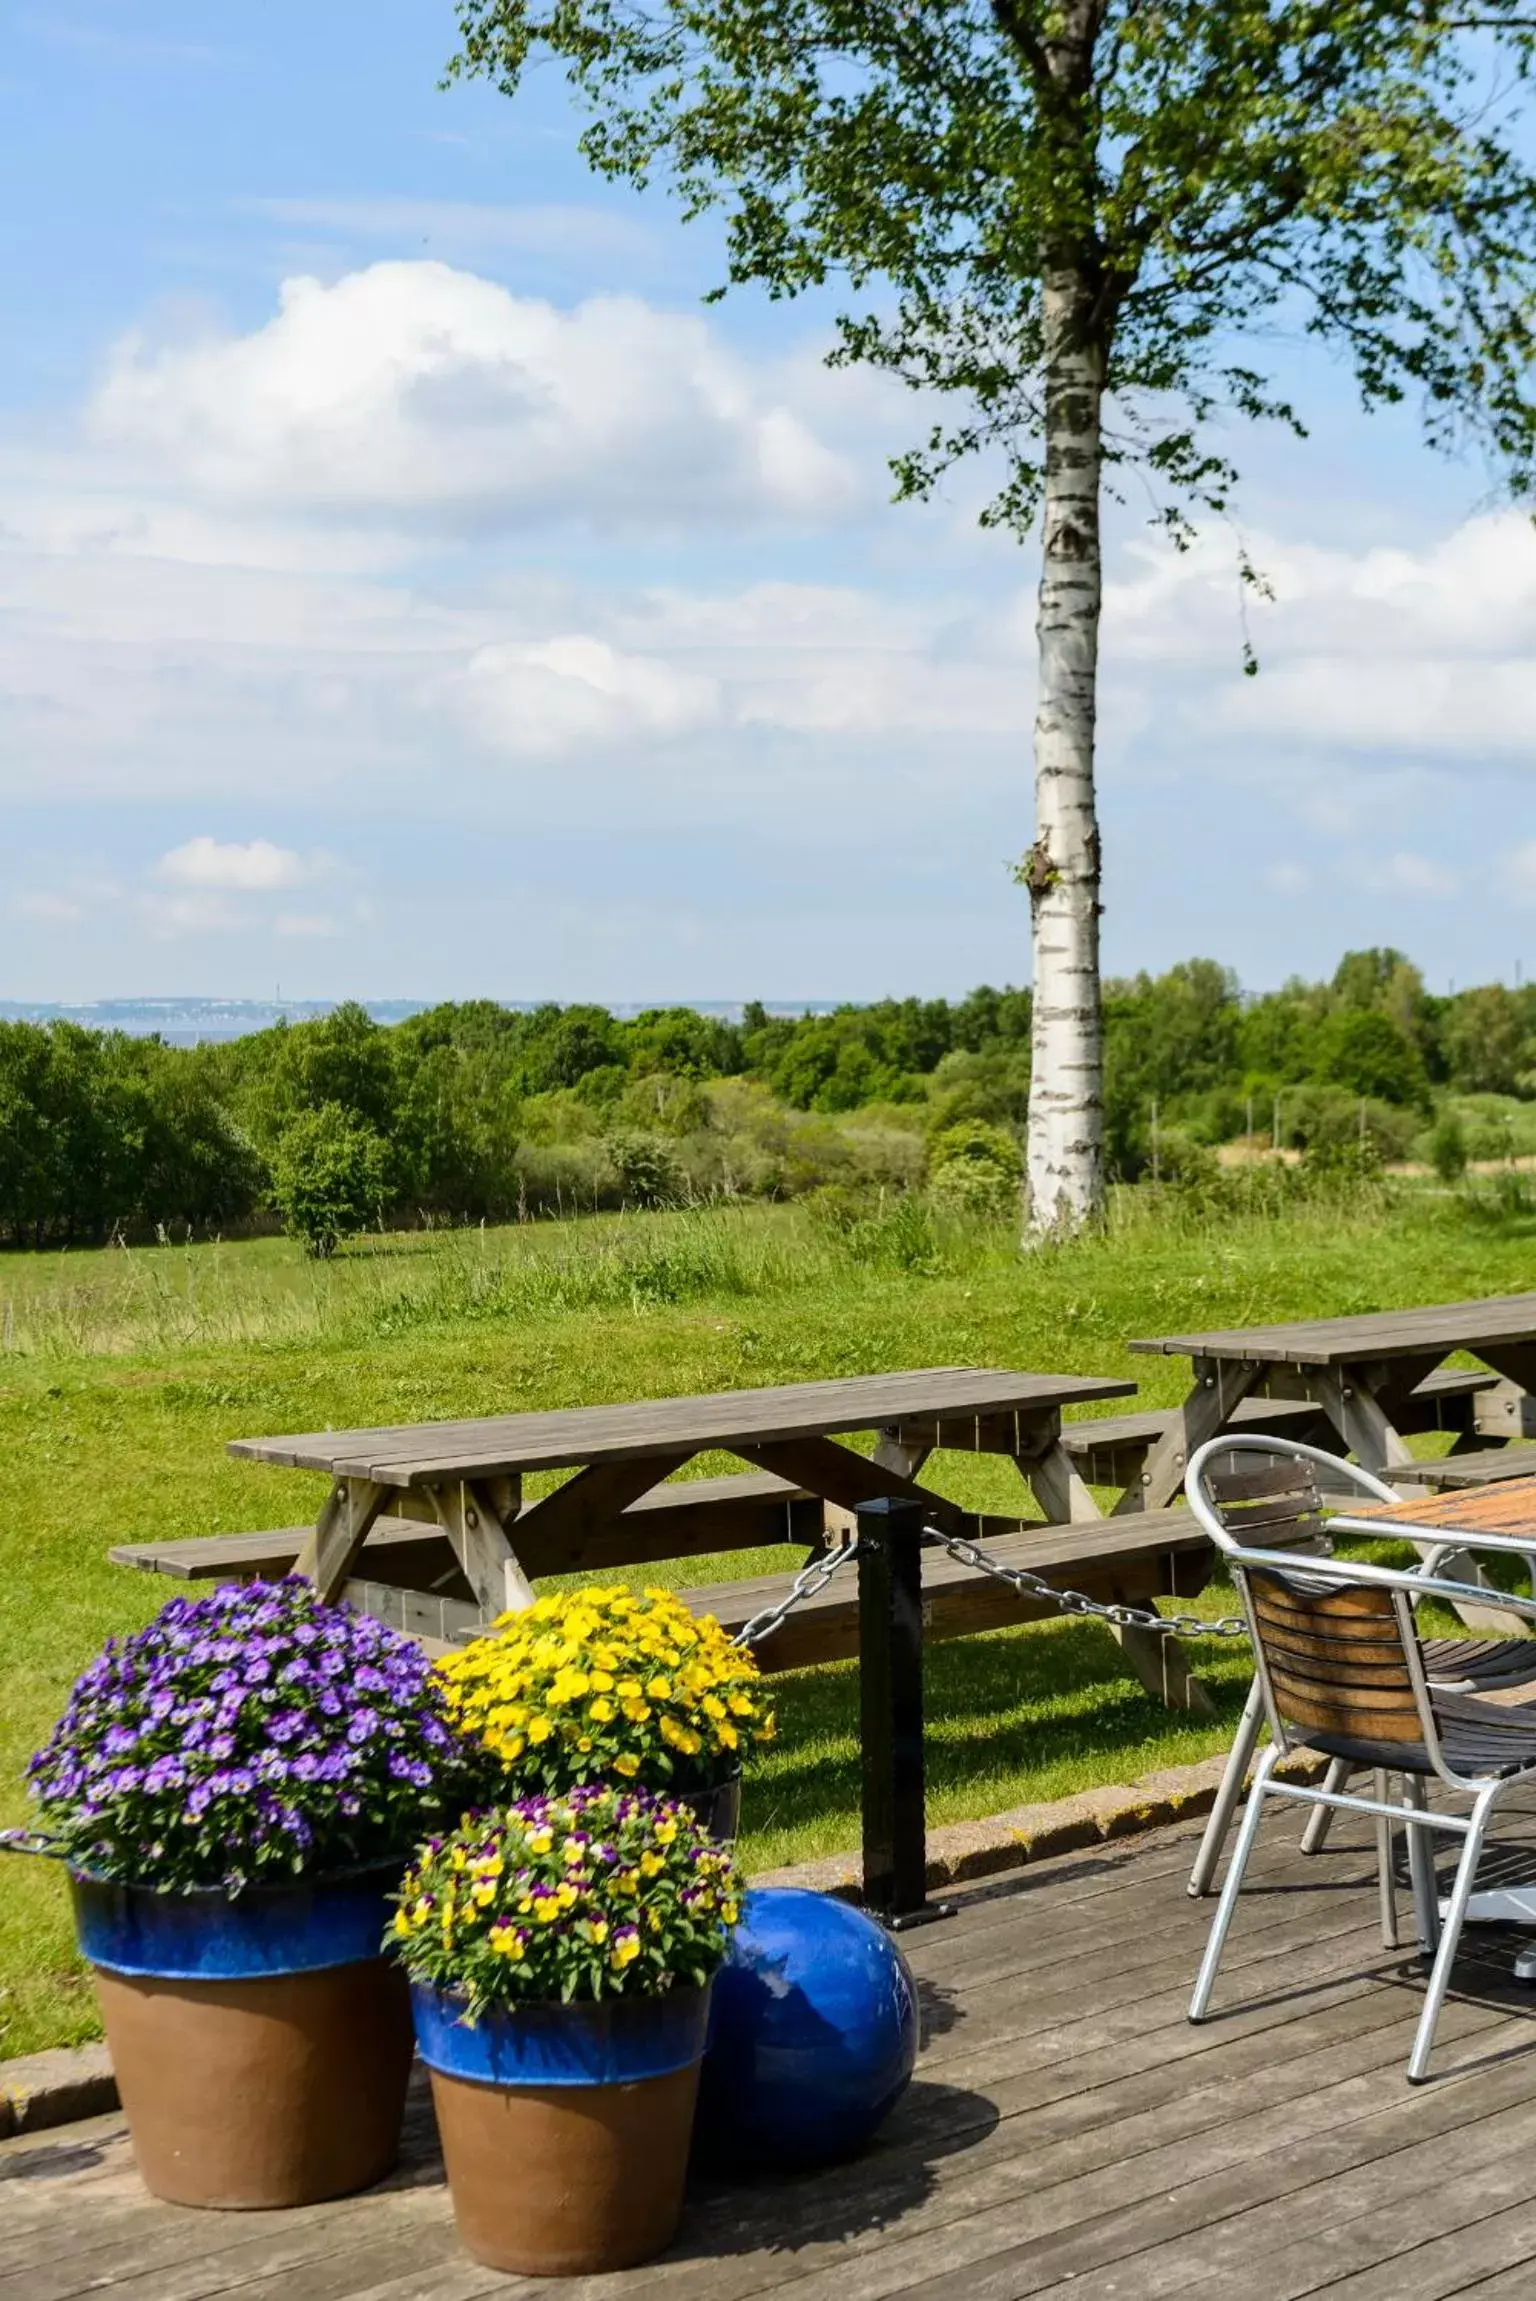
(1426, 1110), (1469, 1185)
(450, 0), (1536, 540)
(604, 1130), (686, 1210)
(269, 1105), (394, 1258)
(927, 1119), (1023, 1220)
(2, 951), (1534, 1249)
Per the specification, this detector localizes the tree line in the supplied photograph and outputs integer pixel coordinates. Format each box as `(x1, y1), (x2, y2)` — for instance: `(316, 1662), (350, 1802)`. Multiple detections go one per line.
(0, 949), (1530, 1252)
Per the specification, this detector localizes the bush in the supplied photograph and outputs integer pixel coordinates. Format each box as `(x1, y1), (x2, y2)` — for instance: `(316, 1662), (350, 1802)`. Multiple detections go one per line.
(927, 1120), (1022, 1220)
(269, 1104), (393, 1257)
(604, 1130), (686, 1209)
(1425, 1110), (1469, 1183)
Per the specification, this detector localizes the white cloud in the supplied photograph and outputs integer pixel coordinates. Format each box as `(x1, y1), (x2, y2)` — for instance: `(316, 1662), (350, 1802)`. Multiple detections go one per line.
(157, 837), (310, 891)
(1502, 842), (1536, 904)
(11, 890), (86, 924)
(1266, 863), (1311, 897)
(1367, 851), (1461, 899)
(455, 635), (723, 759)
(141, 892), (245, 937)
(84, 262), (861, 538)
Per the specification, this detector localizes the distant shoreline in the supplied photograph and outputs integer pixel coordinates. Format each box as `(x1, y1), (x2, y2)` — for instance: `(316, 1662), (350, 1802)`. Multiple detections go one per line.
(0, 997), (846, 1044)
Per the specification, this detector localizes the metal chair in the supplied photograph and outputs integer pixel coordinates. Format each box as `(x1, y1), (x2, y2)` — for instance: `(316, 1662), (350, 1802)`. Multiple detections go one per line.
(1185, 1437), (1536, 1899)
(1186, 1460), (1536, 2081)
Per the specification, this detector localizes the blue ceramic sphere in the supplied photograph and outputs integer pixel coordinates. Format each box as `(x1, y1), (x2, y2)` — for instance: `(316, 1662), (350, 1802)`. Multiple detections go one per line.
(698, 1887), (918, 2168)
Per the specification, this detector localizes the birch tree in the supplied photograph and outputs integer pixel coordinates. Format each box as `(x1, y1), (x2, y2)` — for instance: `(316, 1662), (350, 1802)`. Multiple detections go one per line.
(449, 0), (1536, 1236)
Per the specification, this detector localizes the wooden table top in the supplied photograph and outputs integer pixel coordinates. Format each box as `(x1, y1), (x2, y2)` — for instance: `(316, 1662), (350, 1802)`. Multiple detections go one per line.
(229, 1365), (1134, 1488)
(1340, 1476), (1536, 1540)
(1128, 1292), (1536, 1369)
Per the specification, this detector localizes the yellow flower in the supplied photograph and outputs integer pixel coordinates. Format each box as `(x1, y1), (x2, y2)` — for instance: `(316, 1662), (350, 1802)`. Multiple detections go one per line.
(526, 1828), (554, 1855)
(590, 1669), (615, 1693)
(660, 1717), (702, 1756)
(611, 1934), (641, 1969)
(653, 1817), (677, 1845)
(646, 1676), (672, 1702)
(588, 1697), (616, 1724)
(528, 1717), (554, 1745)
(613, 1752), (640, 1777)
(717, 1722), (739, 1750)
(533, 1895), (562, 1923)
(392, 1909), (412, 1938)
(702, 1694), (727, 1721)
(585, 1918), (610, 1944)
(640, 1850), (664, 1877)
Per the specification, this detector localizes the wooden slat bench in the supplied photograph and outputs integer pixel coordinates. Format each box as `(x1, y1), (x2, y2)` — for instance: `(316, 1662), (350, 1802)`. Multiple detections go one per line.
(110, 1469), (825, 1596)
(113, 1493), (1219, 1676)
(1381, 1443), (1536, 1492)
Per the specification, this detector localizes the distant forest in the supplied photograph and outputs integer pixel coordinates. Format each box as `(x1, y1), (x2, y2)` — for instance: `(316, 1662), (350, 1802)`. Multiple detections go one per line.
(1, 950), (1532, 1247)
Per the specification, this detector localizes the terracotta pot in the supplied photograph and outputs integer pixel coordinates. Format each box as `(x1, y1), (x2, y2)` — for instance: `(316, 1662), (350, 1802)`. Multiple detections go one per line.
(73, 1865), (413, 2209)
(413, 1982), (711, 2274)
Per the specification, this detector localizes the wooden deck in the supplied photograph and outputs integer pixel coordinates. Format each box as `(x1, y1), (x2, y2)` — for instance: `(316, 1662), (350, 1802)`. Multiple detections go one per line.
(12, 1802), (1536, 2300)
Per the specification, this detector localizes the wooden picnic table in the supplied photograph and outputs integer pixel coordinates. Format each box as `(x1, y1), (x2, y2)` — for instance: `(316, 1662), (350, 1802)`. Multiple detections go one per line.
(228, 1365), (1133, 1924)
(1125, 1291), (1536, 1515)
(228, 1365), (1133, 1621)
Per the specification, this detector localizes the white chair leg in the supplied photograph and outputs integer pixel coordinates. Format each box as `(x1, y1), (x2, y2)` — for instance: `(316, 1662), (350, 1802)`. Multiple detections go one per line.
(1188, 1675), (1265, 1899)
(1189, 1744), (1282, 2022)
(1402, 1775), (1442, 1956)
(1406, 1788), (1497, 2084)
(1373, 1770), (1399, 1950)
(1301, 1757), (1350, 1855)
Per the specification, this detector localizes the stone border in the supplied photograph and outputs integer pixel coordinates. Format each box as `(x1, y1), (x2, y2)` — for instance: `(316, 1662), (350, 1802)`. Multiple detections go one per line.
(750, 1744), (1328, 1899)
(1, 1744), (1323, 2139)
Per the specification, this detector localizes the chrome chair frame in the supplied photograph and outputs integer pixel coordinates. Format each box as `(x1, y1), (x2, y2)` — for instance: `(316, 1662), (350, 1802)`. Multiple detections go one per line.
(1185, 1435), (1536, 1900)
(1184, 1477), (1536, 2082)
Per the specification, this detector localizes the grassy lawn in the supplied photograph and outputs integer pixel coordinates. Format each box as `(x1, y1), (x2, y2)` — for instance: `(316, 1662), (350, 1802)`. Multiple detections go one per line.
(2, 1183), (1533, 2059)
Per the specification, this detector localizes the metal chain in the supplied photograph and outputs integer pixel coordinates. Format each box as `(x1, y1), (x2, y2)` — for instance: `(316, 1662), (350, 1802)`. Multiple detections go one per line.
(923, 1524), (1251, 1641)
(731, 1522), (1249, 1650)
(732, 1534), (865, 1649)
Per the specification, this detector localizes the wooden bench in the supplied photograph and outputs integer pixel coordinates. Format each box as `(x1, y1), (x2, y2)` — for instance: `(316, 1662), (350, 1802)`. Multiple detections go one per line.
(1381, 1444), (1536, 1492)
(113, 1484), (1219, 1682)
(111, 1469), (824, 1593)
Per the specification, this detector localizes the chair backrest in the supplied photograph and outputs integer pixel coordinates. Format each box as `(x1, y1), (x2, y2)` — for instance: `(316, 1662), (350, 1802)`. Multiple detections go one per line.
(1237, 1561), (1431, 1758)
(1204, 1453), (1329, 1553)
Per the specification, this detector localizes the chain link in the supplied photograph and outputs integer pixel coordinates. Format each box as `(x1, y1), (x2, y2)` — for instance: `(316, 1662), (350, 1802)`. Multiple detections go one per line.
(923, 1524), (1251, 1641)
(731, 1533), (866, 1649)
(730, 1521), (1250, 1651)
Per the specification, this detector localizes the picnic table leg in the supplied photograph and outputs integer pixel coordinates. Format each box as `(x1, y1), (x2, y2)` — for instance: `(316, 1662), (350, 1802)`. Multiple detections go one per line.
(1111, 1357), (1260, 1516)
(857, 1497), (951, 1929)
(1313, 1365), (1528, 1636)
(296, 1478), (388, 1601)
(431, 1478), (536, 1618)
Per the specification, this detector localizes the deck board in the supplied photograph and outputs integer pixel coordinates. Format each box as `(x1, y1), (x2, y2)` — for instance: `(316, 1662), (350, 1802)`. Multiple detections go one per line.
(12, 1803), (1536, 2299)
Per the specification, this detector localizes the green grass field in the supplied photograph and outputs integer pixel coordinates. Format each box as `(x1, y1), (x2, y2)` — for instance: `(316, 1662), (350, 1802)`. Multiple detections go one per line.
(3, 1182), (1533, 2060)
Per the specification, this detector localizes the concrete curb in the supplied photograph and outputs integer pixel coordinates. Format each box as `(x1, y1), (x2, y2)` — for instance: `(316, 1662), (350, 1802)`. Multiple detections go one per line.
(0, 2043), (117, 2139)
(750, 1744), (1330, 1899)
(0, 1744), (1324, 2139)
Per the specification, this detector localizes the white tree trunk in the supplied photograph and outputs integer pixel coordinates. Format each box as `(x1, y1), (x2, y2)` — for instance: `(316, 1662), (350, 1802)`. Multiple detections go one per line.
(1024, 270), (1105, 1241)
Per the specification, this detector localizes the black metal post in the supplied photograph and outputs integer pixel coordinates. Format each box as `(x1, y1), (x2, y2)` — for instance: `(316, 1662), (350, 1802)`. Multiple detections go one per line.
(856, 1496), (953, 1929)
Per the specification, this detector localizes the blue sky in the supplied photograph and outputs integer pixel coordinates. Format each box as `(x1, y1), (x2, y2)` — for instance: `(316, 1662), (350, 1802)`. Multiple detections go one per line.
(3, 1), (1534, 1005)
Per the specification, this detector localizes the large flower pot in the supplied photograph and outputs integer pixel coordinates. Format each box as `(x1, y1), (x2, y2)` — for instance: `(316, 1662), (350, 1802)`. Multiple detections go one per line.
(73, 1864), (413, 2210)
(412, 1982), (712, 2275)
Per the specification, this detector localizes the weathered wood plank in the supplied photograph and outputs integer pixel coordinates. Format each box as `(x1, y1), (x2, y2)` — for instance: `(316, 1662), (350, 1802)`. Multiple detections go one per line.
(1129, 1293), (1536, 1368)
(228, 1368), (1134, 1484)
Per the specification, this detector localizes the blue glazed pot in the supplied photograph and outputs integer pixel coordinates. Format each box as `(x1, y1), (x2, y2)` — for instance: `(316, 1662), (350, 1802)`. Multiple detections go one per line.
(70, 1862), (403, 1981)
(412, 1980), (711, 2089)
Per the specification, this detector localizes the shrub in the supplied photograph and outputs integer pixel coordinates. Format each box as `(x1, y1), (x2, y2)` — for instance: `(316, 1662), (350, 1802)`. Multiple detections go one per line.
(269, 1103), (393, 1257)
(1425, 1110), (1469, 1183)
(390, 1786), (740, 2016)
(927, 1119), (1022, 1220)
(438, 1585), (775, 1796)
(604, 1130), (686, 1209)
(27, 1579), (465, 1893)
